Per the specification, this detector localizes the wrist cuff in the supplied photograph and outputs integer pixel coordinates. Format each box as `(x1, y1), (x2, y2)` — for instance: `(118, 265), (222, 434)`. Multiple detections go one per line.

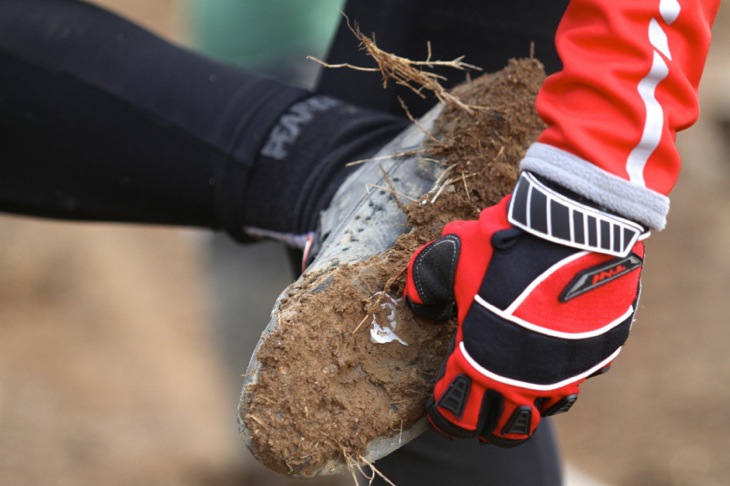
(520, 143), (670, 231)
(508, 172), (645, 257)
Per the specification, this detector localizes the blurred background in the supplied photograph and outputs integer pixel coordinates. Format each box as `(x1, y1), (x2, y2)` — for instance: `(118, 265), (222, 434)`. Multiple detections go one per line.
(0, 1), (728, 485)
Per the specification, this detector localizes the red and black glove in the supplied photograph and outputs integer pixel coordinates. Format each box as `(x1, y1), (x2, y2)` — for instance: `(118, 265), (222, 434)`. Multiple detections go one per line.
(405, 171), (647, 446)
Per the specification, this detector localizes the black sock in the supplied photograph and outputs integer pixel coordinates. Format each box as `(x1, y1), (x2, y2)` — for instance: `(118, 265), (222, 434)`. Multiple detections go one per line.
(242, 95), (409, 241)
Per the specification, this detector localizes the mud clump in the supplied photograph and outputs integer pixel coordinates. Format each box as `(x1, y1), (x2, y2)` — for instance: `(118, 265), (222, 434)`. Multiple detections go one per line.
(241, 58), (547, 476)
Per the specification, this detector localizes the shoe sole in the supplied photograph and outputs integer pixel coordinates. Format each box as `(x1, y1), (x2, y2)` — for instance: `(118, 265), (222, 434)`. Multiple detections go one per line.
(238, 105), (445, 477)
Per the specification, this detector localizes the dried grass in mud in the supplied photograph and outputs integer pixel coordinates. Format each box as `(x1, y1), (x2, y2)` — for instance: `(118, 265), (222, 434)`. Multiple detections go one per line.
(240, 59), (547, 477)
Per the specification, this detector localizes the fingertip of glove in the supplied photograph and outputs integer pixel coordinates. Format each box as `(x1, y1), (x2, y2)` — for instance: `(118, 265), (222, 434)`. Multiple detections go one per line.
(541, 394), (579, 417)
(426, 405), (474, 440)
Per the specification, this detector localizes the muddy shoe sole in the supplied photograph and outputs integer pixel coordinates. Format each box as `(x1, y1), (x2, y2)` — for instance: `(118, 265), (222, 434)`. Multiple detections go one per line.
(237, 58), (546, 478)
(238, 105), (448, 477)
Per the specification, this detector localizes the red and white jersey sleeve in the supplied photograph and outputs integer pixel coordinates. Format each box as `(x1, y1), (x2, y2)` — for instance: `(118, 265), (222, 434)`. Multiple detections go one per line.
(520, 0), (720, 230)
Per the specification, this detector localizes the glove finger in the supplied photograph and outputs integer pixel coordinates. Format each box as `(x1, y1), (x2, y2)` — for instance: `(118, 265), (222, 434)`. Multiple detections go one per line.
(405, 235), (460, 320)
(539, 393), (580, 417)
(427, 374), (477, 439)
(477, 391), (538, 447)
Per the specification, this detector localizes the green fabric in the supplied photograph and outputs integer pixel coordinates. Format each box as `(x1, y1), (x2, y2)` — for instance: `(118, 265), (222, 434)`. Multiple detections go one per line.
(189, 0), (343, 70)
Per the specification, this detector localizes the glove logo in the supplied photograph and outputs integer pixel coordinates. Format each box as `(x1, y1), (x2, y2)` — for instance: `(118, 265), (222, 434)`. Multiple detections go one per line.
(560, 254), (642, 302)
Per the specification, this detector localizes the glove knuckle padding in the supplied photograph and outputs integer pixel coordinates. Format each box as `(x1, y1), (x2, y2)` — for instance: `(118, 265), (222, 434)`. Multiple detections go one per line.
(481, 393), (535, 447)
(427, 373), (477, 439)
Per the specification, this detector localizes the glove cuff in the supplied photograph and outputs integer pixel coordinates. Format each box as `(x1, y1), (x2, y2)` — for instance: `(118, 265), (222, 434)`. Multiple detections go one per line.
(508, 172), (646, 257)
(520, 143), (670, 231)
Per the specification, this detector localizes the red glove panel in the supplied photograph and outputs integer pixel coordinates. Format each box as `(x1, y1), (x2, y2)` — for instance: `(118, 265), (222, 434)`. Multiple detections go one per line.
(405, 172), (645, 446)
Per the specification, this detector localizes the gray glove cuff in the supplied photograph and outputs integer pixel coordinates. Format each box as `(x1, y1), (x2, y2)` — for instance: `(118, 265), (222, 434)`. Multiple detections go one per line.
(520, 143), (670, 231)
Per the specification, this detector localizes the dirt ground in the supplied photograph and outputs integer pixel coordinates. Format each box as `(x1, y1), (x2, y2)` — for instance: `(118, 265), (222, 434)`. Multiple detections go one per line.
(2, 2), (730, 485)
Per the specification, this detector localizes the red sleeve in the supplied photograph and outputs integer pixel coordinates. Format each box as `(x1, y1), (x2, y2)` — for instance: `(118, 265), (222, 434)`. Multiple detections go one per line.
(536, 0), (720, 197)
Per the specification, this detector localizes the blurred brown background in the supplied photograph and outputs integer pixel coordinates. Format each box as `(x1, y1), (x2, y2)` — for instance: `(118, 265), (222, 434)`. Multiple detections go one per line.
(1, 1), (729, 485)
